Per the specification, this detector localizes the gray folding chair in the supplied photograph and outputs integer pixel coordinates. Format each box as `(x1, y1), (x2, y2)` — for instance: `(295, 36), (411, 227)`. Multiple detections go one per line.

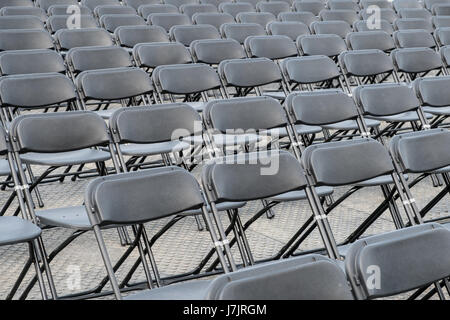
(297, 34), (348, 59)
(82, 0), (120, 11)
(115, 25), (169, 48)
(180, 3), (218, 19)
(257, 1), (291, 17)
(148, 13), (192, 32)
(293, 0), (326, 16)
(278, 12), (318, 28)
(38, 0), (78, 11)
(353, 19), (394, 35)
(244, 35), (299, 60)
(435, 27), (450, 46)
(432, 16), (450, 28)
(94, 5), (137, 19)
(393, 29), (437, 48)
(346, 31), (395, 52)
(164, 0), (198, 8)
(100, 14), (146, 33)
(192, 12), (235, 30)
(0, 15), (45, 30)
(139, 4), (179, 17)
(267, 21), (310, 41)
(360, 0), (393, 9)
(398, 8), (432, 21)
(361, 8), (398, 24)
(170, 24), (221, 46)
(310, 20), (352, 38)
(3, 0), (33, 8)
(0, 6), (47, 21)
(0, 29), (54, 51)
(54, 28), (114, 52)
(319, 9), (360, 25)
(47, 14), (98, 33)
(48, 4), (93, 16)
(236, 12), (276, 27)
(125, 0), (160, 10)
(190, 39), (246, 65)
(394, 17), (433, 32)
(393, 0), (423, 11)
(328, 0), (360, 11)
(346, 223), (450, 299)
(219, 2), (255, 18)
(133, 42), (192, 73)
(0, 49), (65, 76)
(433, 3), (450, 15)
(220, 22), (266, 44)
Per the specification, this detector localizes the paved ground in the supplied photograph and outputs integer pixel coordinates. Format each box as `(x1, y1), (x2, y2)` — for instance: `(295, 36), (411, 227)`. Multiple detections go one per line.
(0, 139), (449, 300)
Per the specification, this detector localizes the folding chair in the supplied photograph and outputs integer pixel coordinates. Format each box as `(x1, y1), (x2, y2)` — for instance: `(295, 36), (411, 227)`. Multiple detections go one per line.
(328, 0), (360, 11)
(201, 0), (232, 5)
(0, 29), (54, 51)
(148, 13), (192, 32)
(220, 22), (266, 44)
(139, 4), (179, 17)
(100, 14), (146, 33)
(435, 27), (450, 46)
(133, 42), (192, 73)
(360, 8), (398, 24)
(319, 9), (360, 26)
(244, 35), (299, 60)
(425, 0), (450, 10)
(293, 0), (326, 16)
(47, 15), (98, 33)
(170, 24), (221, 46)
(297, 34), (348, 59)
(257, 1), (291, 17)
(152, 63), (224, 111)
(190, 39), (246, 65)
(267, 21), (310, 41)
(47, 5), (93, 16)
(281, 55), (346, 92)
(433, 3), (450, 15)
(192, 12), (235, 30)
(219, 2), (255, 18)
(125, 0), (160, 10)
(432, 16), (450, 29)
(0, 49), (65, 76)
(310, 20), (352, 38)
(394, 18), (433, 32)
(0, 15), (45, 30)
(38, 0), (78, 11)
(346, 31), (395, 52)
(82, 0), (121, 11)
(0, 6), (47, 21)
(413, 76), (450, 128)
(115, 25), (169, 48)
(339, 49), (399, 91)
(346, 223), (450, 300)
(236, 12), (276, 27)
(127, 254), (354, 300)
(393, 29), (437, 48)
(164, 0), (198, 8)
(236, 0), (260, 8)
(84, 166), (234, 299)
(1, 0), (33, 9)
(278, 12), (318, 28)
(398, 8), (432, 21)
(393, 0), (423, 11)
(54, 28), (113, 52)
(94, 5), (137, 19)
(360, 0), (393, 9)
(391, 48), (445, 82)
(353, 19), (394, 35)
(180, 3), (218, 19)
(66, 46), (133, 80)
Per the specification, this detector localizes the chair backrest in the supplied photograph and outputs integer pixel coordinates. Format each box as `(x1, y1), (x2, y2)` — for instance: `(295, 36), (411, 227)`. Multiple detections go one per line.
(339, 49), (394, 77)
(85, 166), (205, 227)
(302, 138), (394, 186)
(219, 58), (282, 88)
(0, 49), (65, 75)
(55, 28), (113, 51)
(297, 34), (347, 57)
(220, 22), (266, 44)
(236, 12), (276, 27)
(148, 13), (191, 32)
(110, 103), (202, 144)
(125, 0), (160, 9)
(244, 35), (298, 59)
(202, 150), (308, 203)
(426, 0), (450, 9)
(346, 31), (395, 52)
(48, 4), (93, 16)
(319, 9), (360, 25)
(77, 67), (153, 101)
(398, 8), (432, 20)
(115, 25), (169, 48)
(393, 0), (423, 11)
(432, 16), (450, 28)
(192, 12), (235, 30)
(390, 129), (450, 173)
(47, 15), (98, 33)
(190, 39), (246, 65)
(219, 2), (255, 18)
(82, 0), (120, 11)
(281, 56), (341, 85)
(139, 3), (178, 16)
(0, 15), (44, 30)
(391, 48), (443, 73)
(134, 42), (192, 68)
(94, 5), (137, 18)
(279, 12), (318, 27)
(257, 1), (290, 17)
(0, 6), (47, 21)
(346, 223), (450, 299)
(361, 8), (397, 24)
(207, 254), (354, 300)
(0, 73), (76, 108)
(267, 21), (310, 41)
(203, 96), (288, 133)
(170, 24), (221, 46)
(293, 0), (326, 16)
(10, 111), (110, 153)
(328, 0), (360, 11)
(39, 0), (78, 11)
(360, 0), (393, 9)
(100, 14), (146, 33)
(164, 0), (197, 8)
(393, 29), (436, 48)
(353, 19), (394, 35)
(310, 20), (352, 38)
(0, 29), (54, 51)
(354, 83), (421, 117)
(435, 27), (450, 46)
(286, 90), (360, 126)
(153, 63), (221, 94)
(413, 76), (450, 107)
(67, 46), (133, 74)
(440, 45), (450, 66)
(433, 3), (450, 15)
(180, 3), (218, 19)
(394, 18), (433, 32)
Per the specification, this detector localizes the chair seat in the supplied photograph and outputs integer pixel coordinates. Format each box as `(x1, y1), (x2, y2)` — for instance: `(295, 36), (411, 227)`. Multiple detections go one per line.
(212, 134), (261, 146)
(0, 158), (24, 176)
(422, 106), (450, 115)
(267, 186), (334, 202)
(355, 174), (408, 187)
(36, 206), (92, 230)
(322, 118), (380, 130)
(368, 111), (433, 123)
(20, 149), (111, 166)
(95, 109), (117, 119)
(263, 91), (286, 100)
(431, 165), (450, 174)
(186, 102), (206, 112)
(119, 141), (191, 156)
(267, 124), (323, 137)
(0, 216), (41, 246)
(182, 201), (247, 215)
(125, 279), (213, 300)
